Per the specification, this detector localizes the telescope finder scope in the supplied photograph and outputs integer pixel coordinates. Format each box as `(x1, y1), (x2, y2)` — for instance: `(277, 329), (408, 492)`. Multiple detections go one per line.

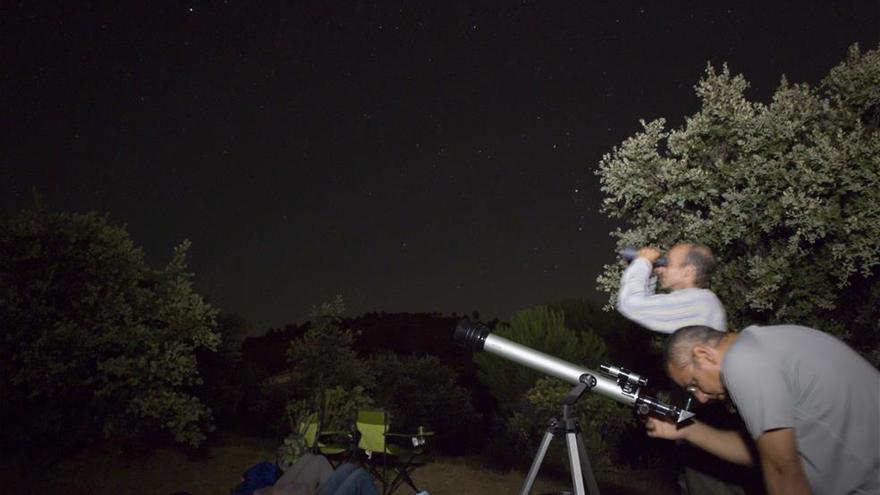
(600, 364), (648, 388)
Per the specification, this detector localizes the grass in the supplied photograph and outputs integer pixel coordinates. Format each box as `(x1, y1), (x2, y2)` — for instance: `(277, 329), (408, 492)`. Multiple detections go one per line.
(1, 432), (677, 495)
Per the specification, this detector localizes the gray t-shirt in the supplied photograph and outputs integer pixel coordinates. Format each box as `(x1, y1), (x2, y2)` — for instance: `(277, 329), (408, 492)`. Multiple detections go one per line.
(723, 325), (880, 495)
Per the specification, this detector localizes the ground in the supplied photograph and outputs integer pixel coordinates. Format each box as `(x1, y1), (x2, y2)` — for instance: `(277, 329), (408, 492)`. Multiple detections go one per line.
(1, 432), (677, 495)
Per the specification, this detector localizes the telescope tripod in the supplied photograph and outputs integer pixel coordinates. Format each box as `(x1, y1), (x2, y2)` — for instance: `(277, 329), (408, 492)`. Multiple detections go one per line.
(519, 380), (600, 495)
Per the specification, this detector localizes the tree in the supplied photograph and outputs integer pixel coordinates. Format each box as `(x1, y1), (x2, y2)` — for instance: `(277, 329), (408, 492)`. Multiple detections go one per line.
(279, 297), (377, 463)
(0, 208), (219, 457)
(286, 296), (375, 396)
(368, 352), (479, 454)
(284, 296), (375, 427)
(595, 44), (880, 364)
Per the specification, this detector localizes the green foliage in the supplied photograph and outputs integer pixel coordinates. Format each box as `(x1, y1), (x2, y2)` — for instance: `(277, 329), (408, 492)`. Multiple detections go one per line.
(282, 296), (375, 446)
(595, 44), (880, 363)
(285, 384), (374, 433)
(509, 377), (635, 471)
(0, 208), (219, 456)
(279, 385), (372, 469)
(368, 352), (479, 454)
(286, 296), (375, 395)
(550, 298), (661, 379)
(280, 385), (373, 469)
(198, 313), (250, 426)
(474, 305), (608, 413)
(475, 306), (615, 465)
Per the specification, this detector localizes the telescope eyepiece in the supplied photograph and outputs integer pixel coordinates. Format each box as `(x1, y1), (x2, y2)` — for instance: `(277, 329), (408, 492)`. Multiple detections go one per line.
(454, 320), (491, 351)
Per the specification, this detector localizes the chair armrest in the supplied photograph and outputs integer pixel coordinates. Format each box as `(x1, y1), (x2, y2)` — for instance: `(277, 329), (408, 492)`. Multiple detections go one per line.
(318, 429), (355, 444)
(386, 432), (435, 438)
(319, 429), (348, 436)
(386, 427), (434, 448)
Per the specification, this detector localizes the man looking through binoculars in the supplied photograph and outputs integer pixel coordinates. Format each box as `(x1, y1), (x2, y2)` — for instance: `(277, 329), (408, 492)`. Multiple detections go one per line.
(617, 243), (726, 334)
(645, 325), (879, 495)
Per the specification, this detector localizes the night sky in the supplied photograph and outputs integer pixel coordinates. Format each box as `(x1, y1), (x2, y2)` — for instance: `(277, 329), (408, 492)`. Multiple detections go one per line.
(3, 2), (877, 332)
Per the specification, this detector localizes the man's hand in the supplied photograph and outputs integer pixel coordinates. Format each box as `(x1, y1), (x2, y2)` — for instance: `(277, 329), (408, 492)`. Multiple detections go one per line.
(644, 416), (689, 441)
(637, 247), (662, 264)
(645, 417), (756, 466)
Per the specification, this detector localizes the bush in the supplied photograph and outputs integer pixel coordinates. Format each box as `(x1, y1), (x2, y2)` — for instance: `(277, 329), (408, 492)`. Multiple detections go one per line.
(285, 385), (375, 434)
(286, 297), (375, 401)
(515, 377), (636, 472)
(474, 305), (612, 465)
(368, 353), (480, 454)
(550, 298), (663, 383)
(0, 208), (219, 458)
(279, 385), (374, 468)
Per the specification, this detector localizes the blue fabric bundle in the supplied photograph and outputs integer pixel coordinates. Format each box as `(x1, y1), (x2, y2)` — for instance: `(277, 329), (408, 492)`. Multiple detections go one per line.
(232, 460), (280, 495)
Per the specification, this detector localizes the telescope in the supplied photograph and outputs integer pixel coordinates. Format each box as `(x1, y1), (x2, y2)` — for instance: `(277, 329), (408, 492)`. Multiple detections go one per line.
(454, 320), (693, 423)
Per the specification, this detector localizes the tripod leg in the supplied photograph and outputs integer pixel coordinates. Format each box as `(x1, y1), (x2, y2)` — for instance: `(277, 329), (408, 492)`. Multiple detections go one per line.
(519, 426), (556, 495)
(573, 432), (600, 495)
(565, 432), (588, 495)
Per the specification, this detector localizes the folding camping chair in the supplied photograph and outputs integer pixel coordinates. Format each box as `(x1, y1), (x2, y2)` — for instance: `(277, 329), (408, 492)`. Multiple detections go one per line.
(355, 409), (434, 495)
(299, 411), (357, 467)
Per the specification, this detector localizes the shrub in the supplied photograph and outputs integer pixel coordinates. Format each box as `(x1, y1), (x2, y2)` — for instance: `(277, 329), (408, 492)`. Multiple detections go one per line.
(474, 306), (608, 413)
(516, 377), (636, 472)
(0, 208), (218, 458)
(368, 353), (479, 454)
(279, 385), (374, 468)
(474, 305), (612, 464)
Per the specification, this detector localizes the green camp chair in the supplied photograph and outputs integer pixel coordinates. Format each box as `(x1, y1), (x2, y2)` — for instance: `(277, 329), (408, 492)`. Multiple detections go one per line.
(356, 409), (434, 495)
(299, 411), (356, 466)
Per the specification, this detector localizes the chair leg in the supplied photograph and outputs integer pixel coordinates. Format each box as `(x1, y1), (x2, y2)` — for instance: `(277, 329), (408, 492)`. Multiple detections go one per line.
(385, 452), (421, 494)
(356, 450), (423, 494)
(388, 466), (419, 494)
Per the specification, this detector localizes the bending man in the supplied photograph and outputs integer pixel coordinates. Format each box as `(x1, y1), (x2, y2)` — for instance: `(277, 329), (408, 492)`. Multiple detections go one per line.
(646, 324), (880, 495)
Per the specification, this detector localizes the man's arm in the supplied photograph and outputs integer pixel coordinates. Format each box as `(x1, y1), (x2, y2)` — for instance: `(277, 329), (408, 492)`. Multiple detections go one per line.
(645, 417), (754, 466)
(756, 428), (812, 495)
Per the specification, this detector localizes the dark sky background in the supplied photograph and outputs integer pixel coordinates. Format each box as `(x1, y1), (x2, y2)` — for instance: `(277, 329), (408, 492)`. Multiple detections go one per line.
(2, 2), (877, 332)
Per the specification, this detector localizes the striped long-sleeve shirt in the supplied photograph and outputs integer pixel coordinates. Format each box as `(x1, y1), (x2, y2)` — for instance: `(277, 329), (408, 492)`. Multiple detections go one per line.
(617, 258), (727, 334)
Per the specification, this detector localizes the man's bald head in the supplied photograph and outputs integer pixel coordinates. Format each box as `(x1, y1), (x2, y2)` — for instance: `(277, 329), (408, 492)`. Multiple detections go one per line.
(670, 243), (716, 288)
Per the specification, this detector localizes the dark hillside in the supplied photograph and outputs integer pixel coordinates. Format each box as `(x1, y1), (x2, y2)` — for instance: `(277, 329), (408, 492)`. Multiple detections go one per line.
(240, 312), (500, 410)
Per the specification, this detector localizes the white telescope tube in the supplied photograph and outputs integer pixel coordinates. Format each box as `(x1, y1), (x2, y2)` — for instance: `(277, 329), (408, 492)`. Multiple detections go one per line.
(481, 331), (632, 404)
(454, 320), (694, 423)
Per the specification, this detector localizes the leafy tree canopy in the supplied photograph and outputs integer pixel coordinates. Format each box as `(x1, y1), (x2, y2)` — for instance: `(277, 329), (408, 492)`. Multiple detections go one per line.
(596, 44), (880, 363)
(285, 296), (375, 421)
(0, 207), (219, 456)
